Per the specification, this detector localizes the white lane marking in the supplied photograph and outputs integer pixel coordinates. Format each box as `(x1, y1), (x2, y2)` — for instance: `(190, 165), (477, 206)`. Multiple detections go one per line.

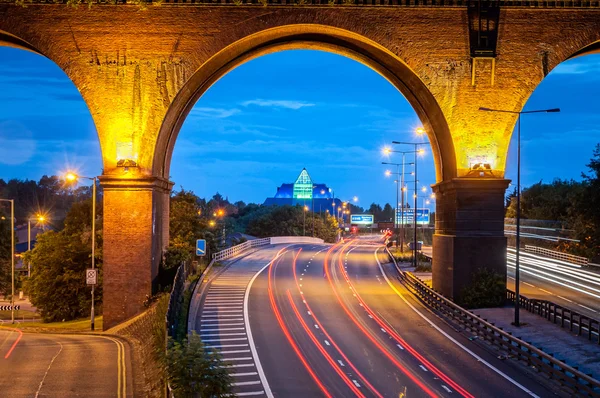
(220, 350), (251, 354)
(556, 296), (573, 303)
(396, 344), (404, 350)
(244, 251), (289, 398)
(201, 320), (244, 324)
(222, 357), (253, 361)
(225, 364), (256, 368)
(237, 392), (265, 397)
(233, 381), (262, 386)
(203, 337), (248, 342)
(419, 365), (428, 372)
(232, 372), (259, 377)
(374, 249), (541, 398)
(206, 344), (250, 348)
(35, 341), (64, 398)
(380, 328), (387, 333)
(442, 385), (453, 393)
(307, 311), (312, 316)
(202, 314), (244, 318)
(314, 324), (319, 329)
(352, 380), (361, 388)
(538, 288), (552, 294)
(201, 327), (245, 332)
(338, 360), (345, 367)
(324, 340), (330, 346)
(578, 304), (598, 313)
(523, 282), (535, 288)
(201, 333), (247, 337)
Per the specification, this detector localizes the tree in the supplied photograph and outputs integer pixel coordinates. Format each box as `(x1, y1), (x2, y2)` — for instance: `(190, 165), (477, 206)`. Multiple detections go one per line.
(569, 145), (600, 259)
(246, 205), (339, 243)
(0, 209), (12, 297)
(24, 199), (102, 322)
(381, 203), (394, 222)
(166, 332), (232, 397)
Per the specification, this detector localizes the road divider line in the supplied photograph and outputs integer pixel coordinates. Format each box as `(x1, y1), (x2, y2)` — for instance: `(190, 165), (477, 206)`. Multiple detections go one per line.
(374, 248), (540, 398)
(34, 341), (64, 398)
(244, 247), (289, 398)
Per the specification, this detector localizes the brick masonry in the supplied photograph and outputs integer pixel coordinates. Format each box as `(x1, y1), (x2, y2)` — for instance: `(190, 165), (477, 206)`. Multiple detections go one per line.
(1, 4), (598, 324)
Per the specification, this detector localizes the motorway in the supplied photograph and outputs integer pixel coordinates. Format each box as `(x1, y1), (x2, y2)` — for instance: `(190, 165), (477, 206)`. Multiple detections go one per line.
(193, 238), (563, 397)
(422, 245), (600, 320)
(0, 328), (131, 397)
(506, 248), (600, 319)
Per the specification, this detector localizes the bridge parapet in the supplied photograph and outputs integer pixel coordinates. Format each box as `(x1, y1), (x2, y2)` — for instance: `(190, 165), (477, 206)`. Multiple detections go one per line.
(5, 0), (600, 7)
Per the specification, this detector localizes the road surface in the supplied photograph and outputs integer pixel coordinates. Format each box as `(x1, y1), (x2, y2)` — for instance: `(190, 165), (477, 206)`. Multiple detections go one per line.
(0, 328), (131, 397)
(507, 248), (600, 319)
(192, 239), (562, 397)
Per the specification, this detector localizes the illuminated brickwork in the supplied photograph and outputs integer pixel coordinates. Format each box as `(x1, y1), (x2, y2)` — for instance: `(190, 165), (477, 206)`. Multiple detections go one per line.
(1, 4), (599, 325)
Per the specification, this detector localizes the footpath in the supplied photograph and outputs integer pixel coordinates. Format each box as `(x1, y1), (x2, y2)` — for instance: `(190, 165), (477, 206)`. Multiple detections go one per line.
(402, 265), (600, 380)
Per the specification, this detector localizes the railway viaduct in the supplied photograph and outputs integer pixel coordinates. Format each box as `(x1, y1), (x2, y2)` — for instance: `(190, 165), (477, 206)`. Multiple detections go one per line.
(0, 0), (598, 328)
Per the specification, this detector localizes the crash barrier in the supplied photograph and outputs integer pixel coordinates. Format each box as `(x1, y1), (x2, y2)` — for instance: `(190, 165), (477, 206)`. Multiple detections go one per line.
(523, 245), (589, 266)
(385, 247), (600, 397)
(506, 290), (599, 344)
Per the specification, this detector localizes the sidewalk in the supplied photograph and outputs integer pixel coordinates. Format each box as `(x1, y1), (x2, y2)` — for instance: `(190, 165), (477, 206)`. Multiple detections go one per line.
(473, 306), (600, 379)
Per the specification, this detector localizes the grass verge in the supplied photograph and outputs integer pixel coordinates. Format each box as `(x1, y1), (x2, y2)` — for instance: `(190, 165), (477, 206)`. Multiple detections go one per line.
(0, 316), (102, 333)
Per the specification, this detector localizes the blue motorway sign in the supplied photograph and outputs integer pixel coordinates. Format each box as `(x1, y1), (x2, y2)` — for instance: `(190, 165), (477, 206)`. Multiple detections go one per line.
(395, 209), (430, 225)
(350, 214), (374, 225)
(196, 239), (207, 256)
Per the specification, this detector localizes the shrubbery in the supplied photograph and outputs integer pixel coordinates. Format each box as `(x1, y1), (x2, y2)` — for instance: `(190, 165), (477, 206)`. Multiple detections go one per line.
(457, 268), (506, 309)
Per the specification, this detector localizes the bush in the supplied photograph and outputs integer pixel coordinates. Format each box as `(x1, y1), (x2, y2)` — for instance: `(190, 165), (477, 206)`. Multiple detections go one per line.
(166, 332), (233, 397)
(457, 268), (505, 309)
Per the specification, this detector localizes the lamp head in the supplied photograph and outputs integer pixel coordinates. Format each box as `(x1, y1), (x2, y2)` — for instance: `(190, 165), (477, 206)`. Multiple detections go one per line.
(546, 108), (561, 113)
(65, 173), (78, 182)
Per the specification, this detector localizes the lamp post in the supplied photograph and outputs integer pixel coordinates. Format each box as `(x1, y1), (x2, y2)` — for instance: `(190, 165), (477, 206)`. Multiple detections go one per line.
(383, 160), (414, 249)
(303, 205), (309, 236)
(28, 214), (46, 277)
(65, 172), (97, 331)
(0, 199), (15, 324)
(392, 130), (427, 267)
(479, 106), (560, 327)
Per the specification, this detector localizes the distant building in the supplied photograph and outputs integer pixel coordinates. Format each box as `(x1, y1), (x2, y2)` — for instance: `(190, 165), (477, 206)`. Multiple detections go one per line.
(263, 168), (342, 212)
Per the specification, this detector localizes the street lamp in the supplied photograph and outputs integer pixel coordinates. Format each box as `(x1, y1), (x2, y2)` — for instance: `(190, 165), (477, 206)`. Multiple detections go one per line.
(383, 158), (414, 250)
(65, 172), (98, 331)
(393, 128), (428, 267)
(479, 106), (560, 327)
(28, 214), (46, 277)
(0, 199), (15, 323)
(303, 205), (308, 236)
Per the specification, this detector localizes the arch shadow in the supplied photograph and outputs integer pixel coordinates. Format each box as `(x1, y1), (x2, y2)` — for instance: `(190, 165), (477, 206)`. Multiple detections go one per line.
(153, 24), (456, 183)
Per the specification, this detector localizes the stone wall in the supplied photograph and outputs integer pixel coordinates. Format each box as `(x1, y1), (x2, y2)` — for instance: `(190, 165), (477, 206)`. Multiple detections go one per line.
(108, 296), (169, 398)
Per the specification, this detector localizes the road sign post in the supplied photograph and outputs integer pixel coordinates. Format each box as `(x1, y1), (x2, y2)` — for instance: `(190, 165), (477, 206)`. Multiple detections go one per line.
(196, 239), (207, 257)
(86, 269), (97, 285)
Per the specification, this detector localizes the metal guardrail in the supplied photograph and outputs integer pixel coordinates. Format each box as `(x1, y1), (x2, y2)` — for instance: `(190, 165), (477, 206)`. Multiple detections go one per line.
(212, 237), (270, 261)
(523, 245), (589, 266)
(506, 290), (600, 345)
(385, 247), (600, 397)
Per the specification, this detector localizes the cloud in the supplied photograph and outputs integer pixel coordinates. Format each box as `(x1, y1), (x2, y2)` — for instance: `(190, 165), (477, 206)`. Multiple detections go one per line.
(241, 99), (315, 110)
(551, 58), (600, 76)
(188, 107), (241, 119)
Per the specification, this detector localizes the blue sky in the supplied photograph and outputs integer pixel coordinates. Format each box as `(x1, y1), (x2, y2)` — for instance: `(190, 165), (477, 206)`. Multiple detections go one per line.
(0, 48), (599, 208)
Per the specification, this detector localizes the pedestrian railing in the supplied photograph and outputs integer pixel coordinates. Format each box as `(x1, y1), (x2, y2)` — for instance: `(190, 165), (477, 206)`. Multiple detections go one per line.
(523, 245), (589, 266)
(385, 247), (600, 397)
(506, 290), (600, 344)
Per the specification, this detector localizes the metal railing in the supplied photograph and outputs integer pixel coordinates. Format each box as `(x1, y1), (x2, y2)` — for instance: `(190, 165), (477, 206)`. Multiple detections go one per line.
(385, 247), (600, 396)
(523, 245), (589, 266)
(212, 238), (271, 261)
(506, 290), (600, 344)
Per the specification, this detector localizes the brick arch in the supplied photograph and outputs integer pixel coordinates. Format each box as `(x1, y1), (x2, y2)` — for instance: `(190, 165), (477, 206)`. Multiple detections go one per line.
(153, 24), (456, 184)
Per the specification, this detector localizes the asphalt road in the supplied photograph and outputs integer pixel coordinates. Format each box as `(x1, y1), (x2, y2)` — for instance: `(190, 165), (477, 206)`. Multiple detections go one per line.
(0, 329), (131, 397)
(242, 238), (561, 397)
(506, 249), (600, 319)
